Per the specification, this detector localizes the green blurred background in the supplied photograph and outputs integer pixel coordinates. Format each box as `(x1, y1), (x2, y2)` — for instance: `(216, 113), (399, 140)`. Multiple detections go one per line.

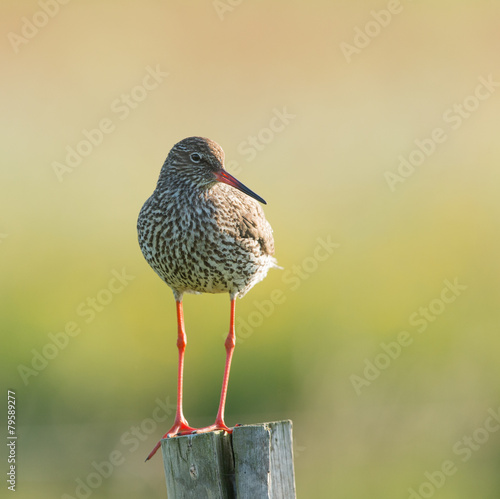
(2, 1), (500, 498)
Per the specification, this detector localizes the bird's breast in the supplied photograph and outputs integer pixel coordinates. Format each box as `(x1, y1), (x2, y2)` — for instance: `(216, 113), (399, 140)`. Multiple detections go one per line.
(138, 188), (270, 297)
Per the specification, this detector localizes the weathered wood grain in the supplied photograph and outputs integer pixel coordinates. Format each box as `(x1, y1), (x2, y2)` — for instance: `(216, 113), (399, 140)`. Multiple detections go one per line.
(161, 420), (296, 498)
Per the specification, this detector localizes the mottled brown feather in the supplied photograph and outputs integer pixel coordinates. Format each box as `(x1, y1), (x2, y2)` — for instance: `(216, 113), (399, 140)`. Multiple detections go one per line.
(137, 137), (277, 301)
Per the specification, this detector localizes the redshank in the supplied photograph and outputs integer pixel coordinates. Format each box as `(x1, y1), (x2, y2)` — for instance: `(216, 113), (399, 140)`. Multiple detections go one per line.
(137, 136), (277, 461)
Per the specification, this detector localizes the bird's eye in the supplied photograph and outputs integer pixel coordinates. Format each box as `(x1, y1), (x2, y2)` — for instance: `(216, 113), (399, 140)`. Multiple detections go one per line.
(190, 153), (202, 163)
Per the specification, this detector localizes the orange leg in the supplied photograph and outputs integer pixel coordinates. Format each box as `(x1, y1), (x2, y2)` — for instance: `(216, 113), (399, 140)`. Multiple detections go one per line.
(145, 300), (196, 461)
(194, 297), (236, 434)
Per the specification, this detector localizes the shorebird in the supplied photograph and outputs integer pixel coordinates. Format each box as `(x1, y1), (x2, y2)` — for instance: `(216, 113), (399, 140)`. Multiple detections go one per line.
(137, 136), (277, 460)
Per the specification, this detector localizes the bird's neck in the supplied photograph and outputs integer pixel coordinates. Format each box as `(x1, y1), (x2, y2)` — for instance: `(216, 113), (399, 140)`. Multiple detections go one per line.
(155, 174), (216, 207)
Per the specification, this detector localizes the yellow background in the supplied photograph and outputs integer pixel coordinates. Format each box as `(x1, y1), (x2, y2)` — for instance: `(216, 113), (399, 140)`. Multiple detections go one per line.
(2, 1), (500, 497)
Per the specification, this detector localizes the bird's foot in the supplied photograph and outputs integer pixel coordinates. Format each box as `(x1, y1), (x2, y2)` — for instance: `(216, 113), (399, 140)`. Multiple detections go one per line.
(145, 419), (197, 461)
(190, 419), (233, 435)
(145, 419), (234, 461)
(165, 421), (198, 438)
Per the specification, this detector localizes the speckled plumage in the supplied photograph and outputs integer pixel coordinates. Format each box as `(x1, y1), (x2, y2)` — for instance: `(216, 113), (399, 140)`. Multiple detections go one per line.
(137, 136), (277, 301)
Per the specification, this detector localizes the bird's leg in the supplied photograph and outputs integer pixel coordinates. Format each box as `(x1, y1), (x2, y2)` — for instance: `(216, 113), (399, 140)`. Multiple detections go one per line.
(194, 297), (236, 435)
(145, 300), (196, 461)
(214, 297), (236, 430)
(170, 300), (196, 433)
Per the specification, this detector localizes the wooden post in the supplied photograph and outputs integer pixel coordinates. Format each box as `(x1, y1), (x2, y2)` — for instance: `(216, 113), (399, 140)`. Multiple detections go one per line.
(161, 420), (296, 498)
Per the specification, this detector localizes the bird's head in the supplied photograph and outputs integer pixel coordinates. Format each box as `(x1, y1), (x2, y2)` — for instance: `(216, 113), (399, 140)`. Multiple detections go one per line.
(160, 136), (266, 205)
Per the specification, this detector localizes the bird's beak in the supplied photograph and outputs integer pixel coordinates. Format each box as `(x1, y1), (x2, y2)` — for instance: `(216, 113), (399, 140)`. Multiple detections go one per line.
(214, 169), (267, 205)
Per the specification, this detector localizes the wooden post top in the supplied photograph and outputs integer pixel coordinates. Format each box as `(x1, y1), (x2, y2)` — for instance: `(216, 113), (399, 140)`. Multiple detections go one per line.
(161, 420), (296, 498)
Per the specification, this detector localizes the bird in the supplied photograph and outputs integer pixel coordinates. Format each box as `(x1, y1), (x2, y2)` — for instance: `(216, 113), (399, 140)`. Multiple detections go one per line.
(137, 136), (277, 461)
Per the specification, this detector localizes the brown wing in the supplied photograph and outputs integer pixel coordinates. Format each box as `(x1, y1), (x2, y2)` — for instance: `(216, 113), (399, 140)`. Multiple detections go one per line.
(240, 209), (274, 257)
(212, 184), (275, 258)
